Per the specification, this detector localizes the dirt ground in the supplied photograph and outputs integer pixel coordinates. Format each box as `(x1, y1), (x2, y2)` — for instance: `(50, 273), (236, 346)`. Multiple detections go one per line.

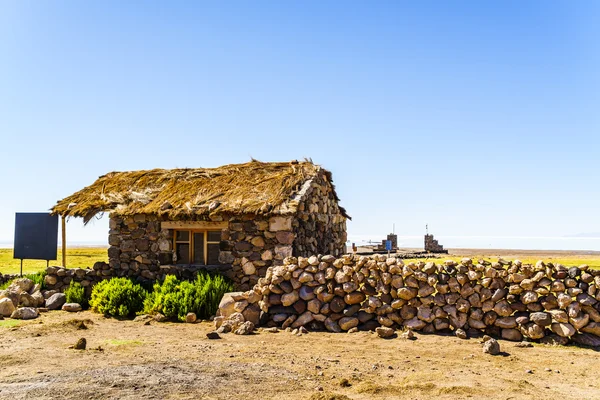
(1, 311), (599, 400)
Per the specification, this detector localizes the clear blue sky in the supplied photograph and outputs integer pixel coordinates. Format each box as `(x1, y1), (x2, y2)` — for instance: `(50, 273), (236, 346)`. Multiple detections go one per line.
(1, 1), (599, 249)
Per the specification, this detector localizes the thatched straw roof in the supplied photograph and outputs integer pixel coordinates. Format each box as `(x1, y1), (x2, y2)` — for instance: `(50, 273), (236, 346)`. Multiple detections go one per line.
(52, 160), (349, 223)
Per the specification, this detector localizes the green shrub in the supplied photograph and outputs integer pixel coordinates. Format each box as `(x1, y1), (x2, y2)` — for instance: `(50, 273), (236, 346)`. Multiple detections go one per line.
(143, 273), (234, 321)
(25, 271), (47, 289)
(65, 281), (88, 309)
(90, 277), (147, 317)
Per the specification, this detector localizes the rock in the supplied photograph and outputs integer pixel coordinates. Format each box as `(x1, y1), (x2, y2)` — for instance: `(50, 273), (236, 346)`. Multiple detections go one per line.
(483, 338), (500, 355)
(291, 311), (314, 328)
(530, 312), (552, 327)
(0, 297), (15, 317)
(281, 291), (300, 306)
(540, 334), (569, 346)
(344, 291), (365, 305)
(234, 321), (255, 335)
(74, 338), (86, 350)
(515, 341), (533, 348)
(31, 291), (45, 307)
(338, 317), (359, 331)
(376, 327), (395, 338)
(7, 278), (34, 294)
(324, 318), (342, 333)
(455, 328), (468, 340)
(19, 292), (36, 307)
(581, 322), (600, 336)
(10, 307), (38, 320)
(269, 216), (292, 231)
(501, 328), (523, 342)
(206, 331), (221, 339)
(46, 293), (67, 310)
(62, 303), (82, 312)
(550, 322), (576, 338)
(571, 333), (600, 347)
(154, 313), (168, 322)
(401, 329), (416, 340)
(185, 313), (197, 323)
(133, 314), (153, 323)
(217, 292), (242, 318)
(347, 327), (358, 333)
(404, 317), (426, 330)
(241, 304), (261, 326)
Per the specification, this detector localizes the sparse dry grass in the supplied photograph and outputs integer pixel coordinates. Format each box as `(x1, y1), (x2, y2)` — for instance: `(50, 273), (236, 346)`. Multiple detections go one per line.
(0, 247), (108, 275)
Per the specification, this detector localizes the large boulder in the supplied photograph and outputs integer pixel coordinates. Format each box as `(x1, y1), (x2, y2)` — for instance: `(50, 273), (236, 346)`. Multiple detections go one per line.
(0, 290), (19, 307)
(31, 291), (45, 307)
(217, 292), (243, 318)
(11, 307), (38, 320)
(19, 292), (37, 307)
(0, 297), (16, 317)
(7, 278), (34, 294)
(46, 293), (67, 310)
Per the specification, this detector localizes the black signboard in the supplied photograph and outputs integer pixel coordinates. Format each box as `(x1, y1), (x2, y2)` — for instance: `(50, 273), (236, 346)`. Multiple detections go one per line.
(13, 213), (58, 261)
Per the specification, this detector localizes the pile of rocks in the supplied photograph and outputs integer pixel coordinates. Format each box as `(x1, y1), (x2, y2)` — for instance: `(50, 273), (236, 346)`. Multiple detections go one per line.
(0, 277), (83, 320)
(218, 254), (600, 345)
(213, 292), (260, 335)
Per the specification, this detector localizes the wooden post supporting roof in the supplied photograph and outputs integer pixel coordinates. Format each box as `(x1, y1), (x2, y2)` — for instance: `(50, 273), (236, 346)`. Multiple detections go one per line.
(61, 216), (66, 267)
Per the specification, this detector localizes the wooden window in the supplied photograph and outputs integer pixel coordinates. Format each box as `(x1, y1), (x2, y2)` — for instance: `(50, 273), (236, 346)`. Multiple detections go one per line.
(173, 229), (222, 265)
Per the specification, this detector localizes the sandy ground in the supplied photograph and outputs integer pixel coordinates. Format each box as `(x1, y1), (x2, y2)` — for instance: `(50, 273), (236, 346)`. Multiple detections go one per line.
(1, 311), (599, 400)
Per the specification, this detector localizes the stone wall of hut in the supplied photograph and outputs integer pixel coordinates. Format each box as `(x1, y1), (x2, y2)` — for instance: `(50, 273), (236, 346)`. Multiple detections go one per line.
(44, 190), (347, 293)
(292, 173), (347, 258)
(219, 255), (600, 344)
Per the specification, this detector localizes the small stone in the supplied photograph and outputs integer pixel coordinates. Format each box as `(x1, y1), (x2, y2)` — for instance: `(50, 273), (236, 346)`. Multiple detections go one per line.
(339, 378), (351, 387)
(154, 313), (168, 322)
(62, 303), (82, 312)
(515, 341), (533, 348)
(206, 331), (221, 339)
(234, 321), (255, 335)
(525, 369), (533, 374)
(376, 327), (395, 338)
(347, 327), (358, 334)
(74, 338), (86, 350)
(185, 313), (197, 323)
(401, 329), (416, 340)
(483, 338), (500, 355)
(455, 328), (468, 340)
(264, 327), (278, 333)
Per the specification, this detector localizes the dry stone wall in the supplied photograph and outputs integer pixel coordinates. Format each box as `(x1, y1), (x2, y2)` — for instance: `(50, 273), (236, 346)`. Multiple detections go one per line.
(226, 254), (600, 344)
(292, 174), (347, 258)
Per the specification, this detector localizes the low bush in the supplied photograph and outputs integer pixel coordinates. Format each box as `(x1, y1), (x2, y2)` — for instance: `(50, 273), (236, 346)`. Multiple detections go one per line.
(90, 277), (147, 317)
(143, 273), (234, 321)
(64, 281), (88, 309)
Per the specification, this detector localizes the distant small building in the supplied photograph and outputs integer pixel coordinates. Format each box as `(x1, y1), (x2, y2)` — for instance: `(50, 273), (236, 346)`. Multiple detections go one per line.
(424, 234), (447, 253)
(52, 160), (349, 290)
(377, 233), (398, 251)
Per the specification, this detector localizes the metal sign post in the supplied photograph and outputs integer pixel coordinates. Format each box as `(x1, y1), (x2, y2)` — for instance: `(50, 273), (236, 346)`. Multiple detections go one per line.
(385, 240), (392, 257)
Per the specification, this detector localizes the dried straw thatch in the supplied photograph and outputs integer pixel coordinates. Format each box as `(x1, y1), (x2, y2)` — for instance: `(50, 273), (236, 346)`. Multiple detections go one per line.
(52, 160), (349, 223)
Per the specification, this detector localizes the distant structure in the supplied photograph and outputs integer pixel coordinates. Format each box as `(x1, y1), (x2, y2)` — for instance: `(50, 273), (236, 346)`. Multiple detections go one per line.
(424, 224), (447, 253)
(377, 233), (398, 251)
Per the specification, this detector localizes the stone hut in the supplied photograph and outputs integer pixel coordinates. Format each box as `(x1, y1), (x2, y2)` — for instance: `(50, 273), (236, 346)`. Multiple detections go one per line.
(51, 160), (349, 290)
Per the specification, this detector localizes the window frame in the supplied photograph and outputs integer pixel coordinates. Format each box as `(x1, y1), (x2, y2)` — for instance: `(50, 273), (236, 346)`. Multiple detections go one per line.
(173, 229), (221, 266)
